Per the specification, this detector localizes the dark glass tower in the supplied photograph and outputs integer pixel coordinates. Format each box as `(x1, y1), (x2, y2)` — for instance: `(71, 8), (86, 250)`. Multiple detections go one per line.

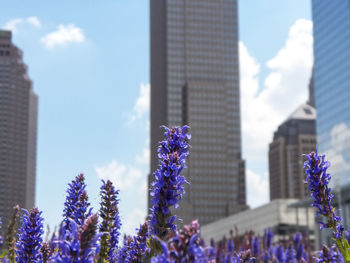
(312, 0), (350, 241)
(0, 30), (38, 231)
(150, 0), (246, 226)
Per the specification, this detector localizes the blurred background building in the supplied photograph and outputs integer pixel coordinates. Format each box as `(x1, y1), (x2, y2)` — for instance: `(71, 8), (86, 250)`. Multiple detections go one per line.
(201, 199), (315, 246)
(269, 104), (316, 200)
(149, 0), (246, 225)
(0, 30), (38, 232)
(308, 69), (314, 108)
(311, 0), (350, 245)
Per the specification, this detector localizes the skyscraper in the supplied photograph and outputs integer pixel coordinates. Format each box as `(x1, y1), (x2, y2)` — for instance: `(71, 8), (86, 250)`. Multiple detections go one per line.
(0, 30), (38, 231)
(311, 1), (350, 241)
(308, 68), (314, 108)
(150, 0), (246, 226)
(312, 0), (350, 189)
(269, 104), (316, 200)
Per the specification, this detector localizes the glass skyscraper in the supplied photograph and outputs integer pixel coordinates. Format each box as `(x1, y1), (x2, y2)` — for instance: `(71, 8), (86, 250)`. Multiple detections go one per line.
(312, 0), (350, 235)
(150, 0), (246, 226)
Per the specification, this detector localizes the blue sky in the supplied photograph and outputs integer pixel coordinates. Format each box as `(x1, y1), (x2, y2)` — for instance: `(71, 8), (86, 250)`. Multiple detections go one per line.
(1, 0), (312, 235)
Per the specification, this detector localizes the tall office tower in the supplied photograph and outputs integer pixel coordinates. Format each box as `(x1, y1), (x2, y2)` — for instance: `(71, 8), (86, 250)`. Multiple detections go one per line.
(307, 69), (314, 107)
(0, 30), (38, 232)
(269, 104), (316, 200)
(312, 0), (350, 231)
(150, 0), (246, 226)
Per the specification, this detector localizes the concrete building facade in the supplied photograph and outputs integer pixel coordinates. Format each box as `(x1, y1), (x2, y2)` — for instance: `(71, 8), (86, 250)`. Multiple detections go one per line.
(269, 104), (316, 200)
(0, 30), (38, 231)
(150, 0), (246, 225)
(201, 199), (315, 245)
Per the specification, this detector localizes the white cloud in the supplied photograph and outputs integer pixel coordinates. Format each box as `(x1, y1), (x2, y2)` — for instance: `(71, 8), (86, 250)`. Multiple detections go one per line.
(26, 16), (41, 27)
(136, 147), (150, 165)
(330, 123), (350, 154)
(139, 180), (147, 193)
(240, 19), (313, 207)
(130, 83), (150, 121)
(106, 82), (150, 237)
(121, 208), (146, 236)
(240, 19), (313, 162)
(41, 24), (85, 49)
(4, 16), (41, 33)
(95, 160), (142, 190)
(136, 134), (150, 165)
(325, 122), (350, 186)
(95, 156), (148, 236)
(246, 170), (269, 208)
(4, 18), (23, 33)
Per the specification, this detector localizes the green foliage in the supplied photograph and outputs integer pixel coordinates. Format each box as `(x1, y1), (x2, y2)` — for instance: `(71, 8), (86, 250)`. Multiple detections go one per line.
(97, 234), (110, 263)
(5, 205), (20, 263)
(335, 236), (350, 262)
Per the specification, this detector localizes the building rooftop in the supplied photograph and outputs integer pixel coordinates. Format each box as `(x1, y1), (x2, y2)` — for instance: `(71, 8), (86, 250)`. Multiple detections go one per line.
(201, 199), (315, 244)
(287, 103), (316, 121)
(0, 30), (12, 40)
(272, 104), (316, 142)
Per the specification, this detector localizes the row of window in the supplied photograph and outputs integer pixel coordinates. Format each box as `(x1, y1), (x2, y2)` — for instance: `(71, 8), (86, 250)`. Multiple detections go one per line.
(0, 50), (10, 56)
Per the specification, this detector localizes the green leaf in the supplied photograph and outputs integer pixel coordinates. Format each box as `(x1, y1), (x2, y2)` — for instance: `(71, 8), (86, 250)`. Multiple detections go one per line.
(335, 237), (350, 262)
(0, 249), (8, 259)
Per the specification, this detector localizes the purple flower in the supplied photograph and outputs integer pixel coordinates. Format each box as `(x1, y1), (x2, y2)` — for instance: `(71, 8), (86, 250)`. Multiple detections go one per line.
(63, 174), (91, 229)
(150, 237), (170, 263)
(265, 228), (273, 249)
(302, 250), (309, 262)
(304, 151), (350, 261)
(227, 239), (234, 254)
(261, 250), (271, 263)
(125, 222), (149, 262)
(0, 217), (3, 246)
(293, 233), (301, 248)
(166, 220), (205, 262)
(315, 245), (344, 263)
(16, 207), (44, 263)
(252, 236), (260, 258)
(296, 243), (304, 261)
(224, 239), (235, 262)
(149, 126), (191, 239)
(274, 245), (284, 263)
(303, 151), (344, 239)
(216, 241), (225, 262)
(232, 249), (255, 263)
(117, 236), (133, 263)
(186, 234), (207, 262)
(51, 214), (100, 263)
(206, 238), (216, 261)
(98, 179), (121, 262)
(285, 244), (296, 263)
(40, 242), (52, 263)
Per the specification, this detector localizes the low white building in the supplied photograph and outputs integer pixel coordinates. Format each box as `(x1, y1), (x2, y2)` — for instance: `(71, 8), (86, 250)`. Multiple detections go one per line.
(201, 199), (315, 245)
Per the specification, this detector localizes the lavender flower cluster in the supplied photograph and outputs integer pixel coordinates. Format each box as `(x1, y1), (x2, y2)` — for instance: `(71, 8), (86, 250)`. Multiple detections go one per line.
(303, 151), (343, 238)
(0, 126), (348, 262)
(304, 151), (350, 261)
(149, 126), (191, 239)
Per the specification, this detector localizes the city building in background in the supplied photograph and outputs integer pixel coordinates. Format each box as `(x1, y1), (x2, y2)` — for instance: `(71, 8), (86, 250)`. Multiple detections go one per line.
(150, 0), (246, 225)
(0, 30), (38, 232)
(201, 199), (315, 246)
(269, 104), (316, 200)
(308, 68), (314, 107)
(311, 0), (350, 244)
